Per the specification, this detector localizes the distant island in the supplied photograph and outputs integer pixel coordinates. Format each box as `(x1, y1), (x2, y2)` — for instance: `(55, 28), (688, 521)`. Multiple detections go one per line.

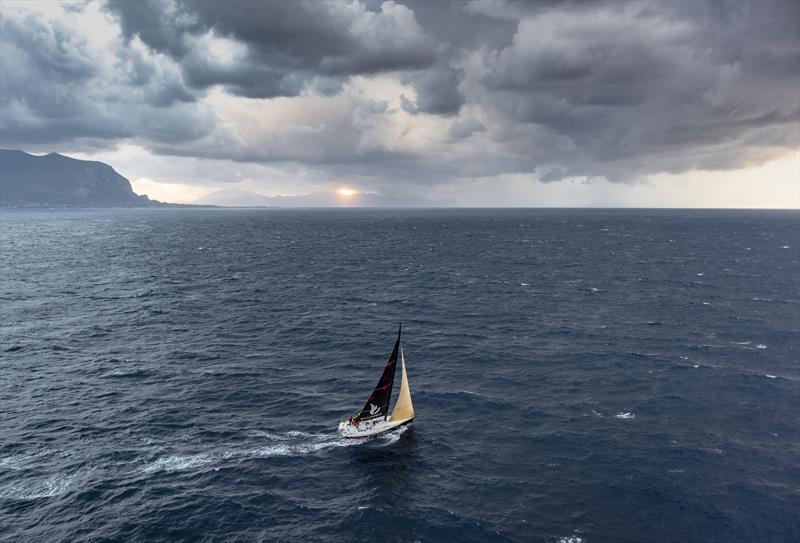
(193, 189), (442, 207)
(0, 150), (158, 207)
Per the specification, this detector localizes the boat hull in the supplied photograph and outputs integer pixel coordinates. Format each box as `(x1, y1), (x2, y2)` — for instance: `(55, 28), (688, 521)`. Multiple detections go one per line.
(338, 416), (414, 439)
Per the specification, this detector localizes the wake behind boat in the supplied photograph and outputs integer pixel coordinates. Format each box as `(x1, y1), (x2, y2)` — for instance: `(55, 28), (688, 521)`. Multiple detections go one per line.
(338, 324), (415, 439)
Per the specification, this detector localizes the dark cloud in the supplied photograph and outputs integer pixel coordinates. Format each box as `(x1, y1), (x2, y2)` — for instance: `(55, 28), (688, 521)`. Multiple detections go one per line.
(401, 62), (465, 116)
(0, 0), (797, 188)
(0, 6), (216, 152)
(467, 0), (800, 181)
(448, 118), (486, 139)
(407, 0), (516, 49)
(107, 0), (200, 58)
(105, 0), (436, 99)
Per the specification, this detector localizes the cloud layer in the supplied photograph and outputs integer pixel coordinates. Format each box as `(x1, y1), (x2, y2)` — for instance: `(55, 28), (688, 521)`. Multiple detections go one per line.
(1, 0), (797, 193)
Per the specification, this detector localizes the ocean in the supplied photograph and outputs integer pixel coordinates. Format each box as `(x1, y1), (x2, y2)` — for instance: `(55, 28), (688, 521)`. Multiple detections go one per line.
(1, 208), (798, 542)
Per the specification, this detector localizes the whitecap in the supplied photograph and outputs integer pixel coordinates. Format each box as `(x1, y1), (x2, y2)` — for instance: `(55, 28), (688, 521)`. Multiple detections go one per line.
(765, 374), (777, 379)
(756, 344), (767, 349)
(0, 473), (75, 500)
(558, 536), (584, 543)
(615, 412), (636, 419)
(732, 341), (752, 345)
(0, 454), (31, 470)
(0, 449), (54, 470)
(780, 245), (789, 249)
(693, 365), (700, 368)
(520, 282), (530, 286)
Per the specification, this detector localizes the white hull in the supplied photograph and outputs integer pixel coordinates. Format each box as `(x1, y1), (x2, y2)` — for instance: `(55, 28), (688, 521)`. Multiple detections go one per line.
(338, 416), (414, 439)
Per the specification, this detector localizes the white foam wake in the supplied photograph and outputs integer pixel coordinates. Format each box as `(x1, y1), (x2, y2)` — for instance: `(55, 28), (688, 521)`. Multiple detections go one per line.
(143, 454), (215, 474)
(142, 431), (361, 473)
(374, 425), (409, 445)
(244, 434), (359, 460)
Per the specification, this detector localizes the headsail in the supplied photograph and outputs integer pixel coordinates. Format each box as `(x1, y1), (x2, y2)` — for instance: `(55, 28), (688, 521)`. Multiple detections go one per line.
(389, 344), (414, 421)
(354, 324), (401, 421)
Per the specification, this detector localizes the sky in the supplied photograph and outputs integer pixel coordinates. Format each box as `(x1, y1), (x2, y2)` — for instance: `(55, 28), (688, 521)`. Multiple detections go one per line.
(0, 0), (798, 207)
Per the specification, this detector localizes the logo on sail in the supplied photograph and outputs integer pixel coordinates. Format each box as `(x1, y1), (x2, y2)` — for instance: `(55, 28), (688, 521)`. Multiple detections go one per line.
(368, 403), (380, 415)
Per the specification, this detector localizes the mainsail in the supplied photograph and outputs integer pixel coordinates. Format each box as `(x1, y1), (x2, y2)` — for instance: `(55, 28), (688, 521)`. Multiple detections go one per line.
(354, 325), (401, 421)
(389, 344), (414, 421)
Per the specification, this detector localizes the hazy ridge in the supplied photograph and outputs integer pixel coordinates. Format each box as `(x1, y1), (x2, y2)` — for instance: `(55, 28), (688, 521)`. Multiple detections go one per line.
(192, 188), (446, 207)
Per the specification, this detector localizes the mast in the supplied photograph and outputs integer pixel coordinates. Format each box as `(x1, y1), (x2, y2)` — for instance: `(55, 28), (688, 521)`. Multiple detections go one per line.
(354, 324), (401, 421)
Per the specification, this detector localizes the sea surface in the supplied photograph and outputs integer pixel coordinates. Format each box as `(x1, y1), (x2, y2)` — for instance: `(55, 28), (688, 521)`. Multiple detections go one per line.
(1, 208), (798, 543)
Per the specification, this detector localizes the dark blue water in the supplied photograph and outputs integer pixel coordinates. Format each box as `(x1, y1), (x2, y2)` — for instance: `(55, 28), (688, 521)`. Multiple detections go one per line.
(1, 208), (798, 543)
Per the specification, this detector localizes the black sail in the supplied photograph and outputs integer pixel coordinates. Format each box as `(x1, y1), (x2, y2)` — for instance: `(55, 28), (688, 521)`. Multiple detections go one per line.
(355, 325), (401, 421)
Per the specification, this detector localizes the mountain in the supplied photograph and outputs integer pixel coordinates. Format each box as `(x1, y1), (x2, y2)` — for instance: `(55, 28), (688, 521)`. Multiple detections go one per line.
(0, 150), (155, 207)
(193, 189), (445, 207)
(193, 189), (285, 207)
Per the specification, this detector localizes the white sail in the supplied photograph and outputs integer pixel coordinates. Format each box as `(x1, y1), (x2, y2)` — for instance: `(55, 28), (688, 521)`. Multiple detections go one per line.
(389, 344), (414, 422)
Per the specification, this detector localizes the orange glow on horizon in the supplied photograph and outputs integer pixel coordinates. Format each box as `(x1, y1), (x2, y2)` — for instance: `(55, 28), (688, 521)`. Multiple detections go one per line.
(336, 187), (358, 199)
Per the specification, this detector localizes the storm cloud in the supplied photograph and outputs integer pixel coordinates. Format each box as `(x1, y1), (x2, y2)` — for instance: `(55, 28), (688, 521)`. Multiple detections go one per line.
(0, 0), (797, 191)
(105, 0), (436, 97)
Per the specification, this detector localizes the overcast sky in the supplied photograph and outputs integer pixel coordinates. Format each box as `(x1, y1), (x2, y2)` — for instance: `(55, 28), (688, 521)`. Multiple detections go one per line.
(1, 0), (798, 206)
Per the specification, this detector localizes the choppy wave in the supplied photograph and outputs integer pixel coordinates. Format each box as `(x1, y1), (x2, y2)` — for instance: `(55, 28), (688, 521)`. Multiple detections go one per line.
(1, 208), (797, 543)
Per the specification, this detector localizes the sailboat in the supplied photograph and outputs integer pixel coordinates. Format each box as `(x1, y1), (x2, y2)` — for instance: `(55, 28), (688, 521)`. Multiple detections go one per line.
(338, 324), (415, 439)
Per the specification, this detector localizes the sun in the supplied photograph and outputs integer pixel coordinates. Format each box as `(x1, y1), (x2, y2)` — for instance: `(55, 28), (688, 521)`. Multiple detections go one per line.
(336, 187), (357, 198)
